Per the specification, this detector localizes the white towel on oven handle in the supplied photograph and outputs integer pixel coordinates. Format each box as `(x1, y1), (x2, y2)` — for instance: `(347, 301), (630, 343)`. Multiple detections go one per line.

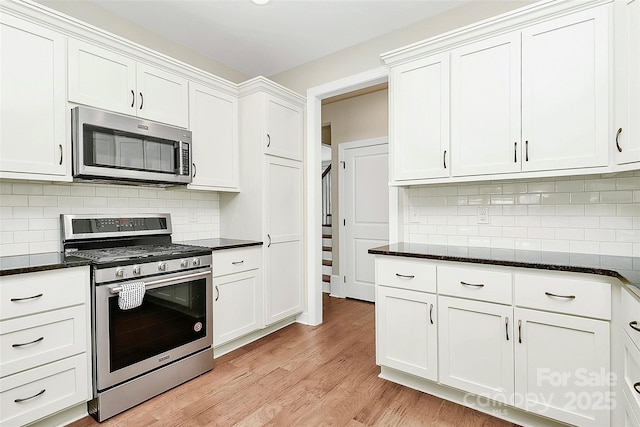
(118, 281), (145, 310)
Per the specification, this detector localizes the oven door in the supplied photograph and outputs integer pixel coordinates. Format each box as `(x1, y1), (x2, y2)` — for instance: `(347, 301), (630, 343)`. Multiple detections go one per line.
(94, 267), (212, 391)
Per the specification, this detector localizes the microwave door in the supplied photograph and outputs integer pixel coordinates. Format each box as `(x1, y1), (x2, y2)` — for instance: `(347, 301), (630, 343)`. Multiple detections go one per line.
(114, 134), (144, 170)
(144, 139), (176, 173)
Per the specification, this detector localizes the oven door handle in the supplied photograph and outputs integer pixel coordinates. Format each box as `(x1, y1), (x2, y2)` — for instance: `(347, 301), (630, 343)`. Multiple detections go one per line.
(109, 270), (211, 295)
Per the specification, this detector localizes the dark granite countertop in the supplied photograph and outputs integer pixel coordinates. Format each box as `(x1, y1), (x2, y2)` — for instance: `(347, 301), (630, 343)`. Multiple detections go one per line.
(0, 252), (91, 277)
(369, 243), (640, 290)
(174, 238), (263, 251)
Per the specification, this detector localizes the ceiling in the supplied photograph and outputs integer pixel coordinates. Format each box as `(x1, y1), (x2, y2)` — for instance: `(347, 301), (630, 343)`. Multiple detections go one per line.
(86, 0), (468, 77)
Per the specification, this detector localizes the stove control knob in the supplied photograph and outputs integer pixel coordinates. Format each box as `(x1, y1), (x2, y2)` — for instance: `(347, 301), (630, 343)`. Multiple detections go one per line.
(132, 265), (142, 276)
(180, 260), (189, 268)
(115, 268), (125, 279)
(192, 258), (201, 267)
(158, 262), (167, 272)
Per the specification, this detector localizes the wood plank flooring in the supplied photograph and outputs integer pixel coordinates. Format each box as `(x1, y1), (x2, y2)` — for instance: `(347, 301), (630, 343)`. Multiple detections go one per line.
(68, 294), (517, 427)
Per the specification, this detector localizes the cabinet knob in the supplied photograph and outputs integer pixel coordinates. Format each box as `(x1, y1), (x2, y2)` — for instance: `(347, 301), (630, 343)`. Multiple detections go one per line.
(59, 144), (63, 165)
(461, 281), (484, 288)
(131, 89), (135, 108)
(215, 285), (219, 301)
(12, 336), (44, 348)
(395, 273), (415, 279)
(616, 128), (623, 153)
(139, 92), (144, 109)
(267, 133), (271, 148)
(629, 321), (640, 333)
(634, 382), (640, 395)
(544, 291), (575, 300)
(10, 293), (43, 302)
(14, 389), (46, 403)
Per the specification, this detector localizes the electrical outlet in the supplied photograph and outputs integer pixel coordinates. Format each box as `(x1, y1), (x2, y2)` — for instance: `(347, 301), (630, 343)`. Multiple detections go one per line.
(477, 207), (489, 224)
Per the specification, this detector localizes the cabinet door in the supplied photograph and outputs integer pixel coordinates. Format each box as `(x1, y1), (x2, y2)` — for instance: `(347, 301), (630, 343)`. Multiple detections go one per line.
(0, 15), (67, 177)
(214, 269), (263, 346)
(451, 33), (521, 177)
(390, 53), (450, 181)
(264, 157), (303, 325)
(514, 307), (611, 427)
(136, 63), (189, 128)
(377, 286), (437, 381)
(68, 38), (137, 116)
(614, 0), (640, 165)
(188, 83), (239, 191)
(521, 6), (609, 172)
(265, 95), (303, 161)
(438, 296), (514, 404)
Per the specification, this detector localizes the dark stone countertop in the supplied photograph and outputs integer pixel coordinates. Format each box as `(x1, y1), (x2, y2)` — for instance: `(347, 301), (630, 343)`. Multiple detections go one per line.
(0, 239), (262, 277)
(0, 252), (92, 277)
(369, 242), (640, 290)
(175, 238), (263, 251)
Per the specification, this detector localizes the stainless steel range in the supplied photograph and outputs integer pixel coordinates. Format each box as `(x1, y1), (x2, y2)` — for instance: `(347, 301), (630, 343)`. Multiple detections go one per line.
(61, 214), (213, 422)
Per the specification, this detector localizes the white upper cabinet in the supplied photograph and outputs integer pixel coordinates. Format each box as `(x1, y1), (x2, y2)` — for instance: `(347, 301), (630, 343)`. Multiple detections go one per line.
(451, 33), (521, 177)
(68, 39), (189, 128)
(390, 53), (450, 182)
(0, 14), (68, 179)
(521, 6), (609, 172)
(188, 82), (239, 191)
(264, 95), (303, 161)
(615, 0), (640, 166)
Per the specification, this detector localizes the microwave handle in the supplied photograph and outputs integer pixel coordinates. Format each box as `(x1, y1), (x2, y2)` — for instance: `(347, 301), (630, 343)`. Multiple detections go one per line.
(178, 140), (184, 175)
(109, 270), (210, 295)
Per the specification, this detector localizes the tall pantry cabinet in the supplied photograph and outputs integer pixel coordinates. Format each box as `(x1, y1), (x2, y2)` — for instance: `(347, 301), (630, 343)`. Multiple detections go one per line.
(220, 77), (305, 327)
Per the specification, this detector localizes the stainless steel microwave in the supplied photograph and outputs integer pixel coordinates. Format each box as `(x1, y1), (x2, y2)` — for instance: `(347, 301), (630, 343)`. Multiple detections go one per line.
(72, 106), (192, 185)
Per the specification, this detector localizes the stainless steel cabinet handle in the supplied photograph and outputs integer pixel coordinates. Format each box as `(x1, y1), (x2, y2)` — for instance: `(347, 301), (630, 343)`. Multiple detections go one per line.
(59, 144), (63, 165)
(267, 134), (271, 148)
(131, 90), (135, 108)
(267, 234), (271, 247)
(525, 141), (529, 161)
(215, 285), (219, 302)
(616, 128), (623, 153)
(514, 142), (517, 163)
(505, 317), (509, 341)
(15, 389), (45, 403)
(634, 382), (640, 394)
(544, 292), (576, 300)
(443, 150), (447, 169)
(395, 273), (415, 279)
(232, 260), (244, 265)
(192, 163), (197, 178)
(429, 304), (434, 324)
(139, 92), (144, 109)
(12, 336), (44, 348)
(461, 281), (484, 288)
(518, 319), (522, 344)
(629, 321), (640, 332)
(10, 293), (43, 302)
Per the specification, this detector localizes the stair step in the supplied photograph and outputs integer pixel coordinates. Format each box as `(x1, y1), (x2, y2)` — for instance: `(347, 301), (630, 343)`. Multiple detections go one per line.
(322, 259), (332, 267)
(322, 274), (331, 283)
(322, 234), (332, 239)
(322, 246), (332, 252)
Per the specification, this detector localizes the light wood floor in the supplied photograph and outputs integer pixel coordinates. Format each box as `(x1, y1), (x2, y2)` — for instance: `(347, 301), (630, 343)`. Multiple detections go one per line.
(68, 294), (517, 426)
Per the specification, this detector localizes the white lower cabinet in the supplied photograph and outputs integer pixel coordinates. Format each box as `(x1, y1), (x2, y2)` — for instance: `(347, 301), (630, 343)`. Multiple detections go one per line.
(438, 296), (514, 404)
(514, 307), (611, 427)
(375, 255), (614, 427)
(213, 247), (263, 347)
(377, 286), (437, 381)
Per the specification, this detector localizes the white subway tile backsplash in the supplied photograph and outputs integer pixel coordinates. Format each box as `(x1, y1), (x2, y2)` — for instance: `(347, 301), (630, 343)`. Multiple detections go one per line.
(405, 174), (639, 257)
(0, 180), (221, 256)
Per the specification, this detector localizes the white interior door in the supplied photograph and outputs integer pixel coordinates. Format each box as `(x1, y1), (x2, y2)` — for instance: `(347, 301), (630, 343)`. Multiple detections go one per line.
(341, 139), (389, 302)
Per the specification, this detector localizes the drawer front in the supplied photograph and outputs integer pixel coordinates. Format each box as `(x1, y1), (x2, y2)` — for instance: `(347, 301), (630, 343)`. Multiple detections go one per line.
(377, 257), (436, 293)
(1, 305), (87, 377)
(0, 354), (89, 426)
(622, 331), (640, 416)
(622, 288), (640, 351)
(514, 272), (611, 320)
(213, 247), (261, 277)
(438, 264), (512, 304)
(0, 267), (88, 321)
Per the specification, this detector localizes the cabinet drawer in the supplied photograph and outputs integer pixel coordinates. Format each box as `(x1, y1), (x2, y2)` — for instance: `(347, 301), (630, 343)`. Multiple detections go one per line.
(1, 305), (87, 377)
(376, 257), (436, 293)
(0, 267), (88, 321)
(514, 272), (611, 320)
(622, 331), (640, 417)
(438, 264), (512, 304)
(213, 247), (261, 277)
(0, 353), (88, 427)
(622, 288), (640, 351)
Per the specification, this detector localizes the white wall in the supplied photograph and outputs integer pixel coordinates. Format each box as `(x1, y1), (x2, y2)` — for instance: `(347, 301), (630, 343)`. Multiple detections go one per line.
(403, 172), (640, 257)
(34, 0), (249, 83)
(0, 180), (220, 256)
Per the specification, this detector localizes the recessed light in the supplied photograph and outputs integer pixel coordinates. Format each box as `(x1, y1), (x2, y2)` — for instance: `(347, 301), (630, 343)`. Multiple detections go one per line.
(251, 0), (270, 5)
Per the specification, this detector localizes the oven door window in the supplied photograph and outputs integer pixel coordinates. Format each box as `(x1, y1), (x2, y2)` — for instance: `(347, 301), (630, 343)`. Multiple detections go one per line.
(83, 124), (178, 174)
(108, 277), (207, 372)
